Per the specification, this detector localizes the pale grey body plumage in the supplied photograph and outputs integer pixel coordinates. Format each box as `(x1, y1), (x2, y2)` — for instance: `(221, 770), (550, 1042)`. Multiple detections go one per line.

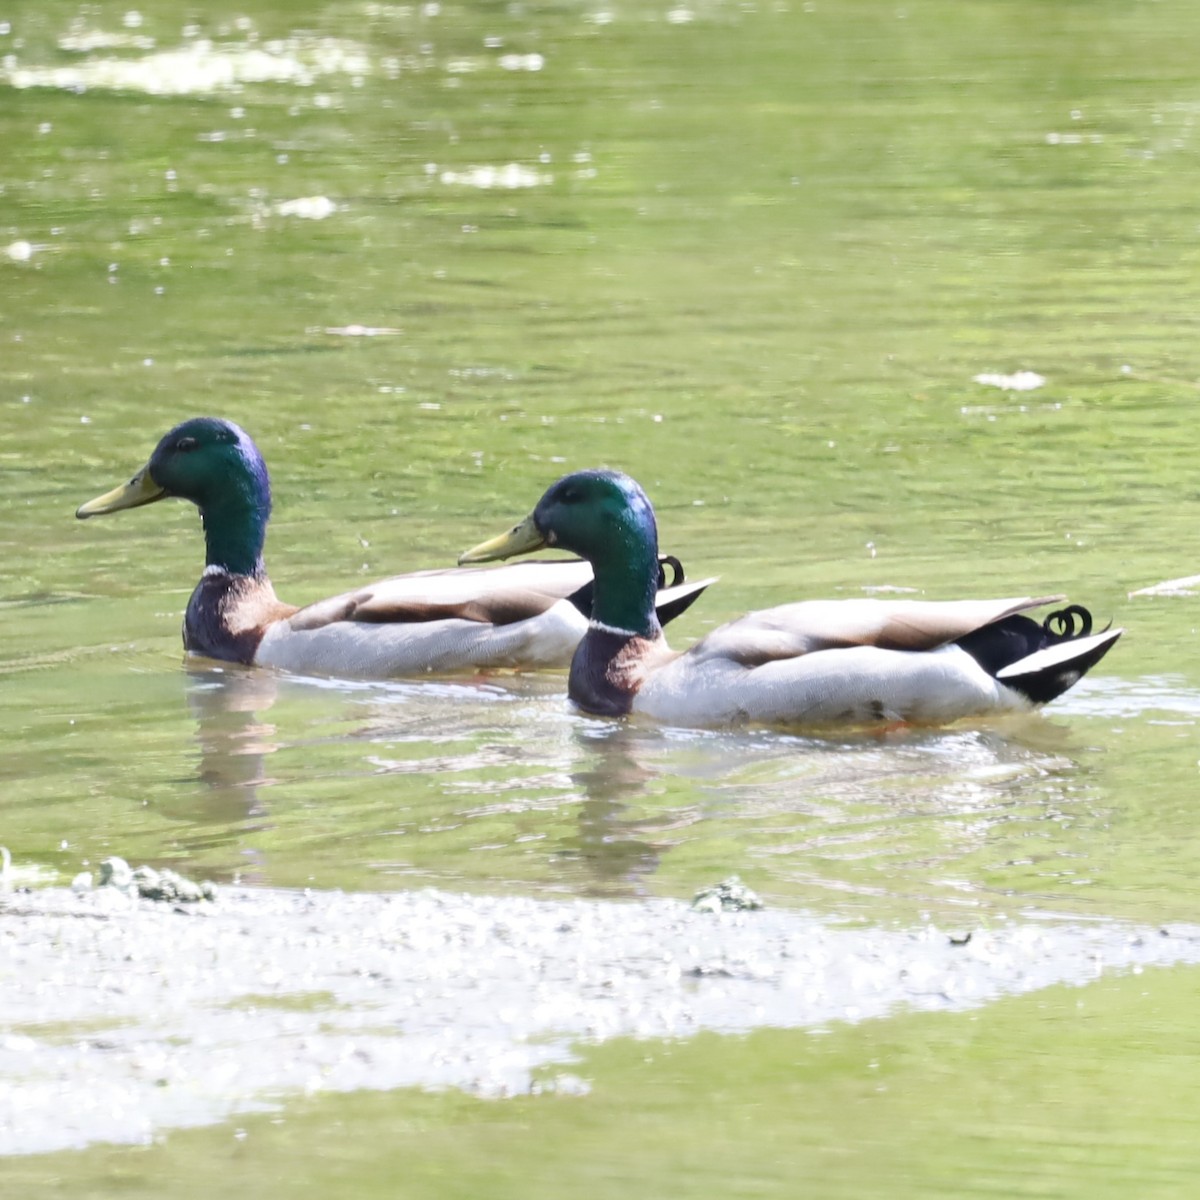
(247, 560), (709, 677)
(610, 596), (1123, 727)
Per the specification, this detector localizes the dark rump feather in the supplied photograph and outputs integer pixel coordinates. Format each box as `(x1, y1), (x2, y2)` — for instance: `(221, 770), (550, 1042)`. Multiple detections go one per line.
(955, 604), (1110, 704)
(567, 554), (687, 619)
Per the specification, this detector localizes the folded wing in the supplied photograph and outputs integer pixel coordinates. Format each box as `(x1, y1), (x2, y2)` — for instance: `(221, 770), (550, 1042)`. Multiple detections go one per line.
(689, 596), (1065, 667)
(285, 560), (596, 631)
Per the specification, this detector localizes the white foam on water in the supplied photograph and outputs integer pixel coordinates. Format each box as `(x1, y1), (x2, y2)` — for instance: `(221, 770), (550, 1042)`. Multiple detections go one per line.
(59, 30), (156, 52)
(275, 195), (337, 219)
(1129, 573), (1200, 598)
(439, 163), (552, 188)
(498, 53), (544, 71)
(2, 36), (371, 96)
(322, 324), (403, 337)
(972, 370), (1047, 391)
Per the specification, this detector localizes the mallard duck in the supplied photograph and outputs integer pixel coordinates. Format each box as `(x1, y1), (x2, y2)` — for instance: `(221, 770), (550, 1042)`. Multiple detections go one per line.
(75, 419), (711, 677)
(459, 469), (1124, 727)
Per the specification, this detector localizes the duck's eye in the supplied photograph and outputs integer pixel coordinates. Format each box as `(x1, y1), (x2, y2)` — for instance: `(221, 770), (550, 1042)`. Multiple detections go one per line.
(559, 488), (582, 504)
(175, 437), (199, 453)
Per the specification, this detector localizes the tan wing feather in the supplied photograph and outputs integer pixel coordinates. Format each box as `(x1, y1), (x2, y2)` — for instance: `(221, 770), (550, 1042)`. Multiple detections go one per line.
(689, 596), (1064, 668)
(286, 561), (594, 632)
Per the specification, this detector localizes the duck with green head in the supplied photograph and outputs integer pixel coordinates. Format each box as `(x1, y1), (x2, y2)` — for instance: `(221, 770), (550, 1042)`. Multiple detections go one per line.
(460, 469), (1123, 727)
(76, 420), (711, 677)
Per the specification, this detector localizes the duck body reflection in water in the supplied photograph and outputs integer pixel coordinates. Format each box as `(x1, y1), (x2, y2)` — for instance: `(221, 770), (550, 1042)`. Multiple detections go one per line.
(187, 664), (281, 820)
(171, 654), (1127, 919)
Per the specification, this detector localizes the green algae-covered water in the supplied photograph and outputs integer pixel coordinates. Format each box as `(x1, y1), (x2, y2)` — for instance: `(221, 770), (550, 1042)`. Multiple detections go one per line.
(5, 0), (1200, 1191)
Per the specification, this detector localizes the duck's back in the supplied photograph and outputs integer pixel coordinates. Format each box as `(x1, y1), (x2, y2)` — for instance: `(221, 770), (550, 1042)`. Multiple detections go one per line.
(686, 597), (1058, 664)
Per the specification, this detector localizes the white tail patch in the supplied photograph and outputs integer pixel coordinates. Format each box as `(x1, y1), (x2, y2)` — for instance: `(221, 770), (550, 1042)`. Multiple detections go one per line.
(655, 575), (718, 609)
(996, 627), (1124, 681)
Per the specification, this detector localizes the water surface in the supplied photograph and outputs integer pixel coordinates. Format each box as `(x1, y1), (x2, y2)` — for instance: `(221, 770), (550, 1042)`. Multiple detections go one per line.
(5, 0), (1200, 1191)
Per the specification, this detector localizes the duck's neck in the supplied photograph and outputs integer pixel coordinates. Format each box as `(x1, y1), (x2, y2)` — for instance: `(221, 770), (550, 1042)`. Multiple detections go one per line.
(569, 626), (661, 716)
(587, 526), (663, 640)
(199, 494), (269, 579)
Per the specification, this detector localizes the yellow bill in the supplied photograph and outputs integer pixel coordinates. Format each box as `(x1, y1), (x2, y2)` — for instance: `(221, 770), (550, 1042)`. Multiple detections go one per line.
(458, 514), (546, 564)
(76, 466), (166, 519)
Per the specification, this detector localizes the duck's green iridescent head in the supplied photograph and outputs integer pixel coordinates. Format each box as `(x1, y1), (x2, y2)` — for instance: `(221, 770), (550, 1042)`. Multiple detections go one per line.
(461, 469), (663, 636)
(76, 417), (272, 576)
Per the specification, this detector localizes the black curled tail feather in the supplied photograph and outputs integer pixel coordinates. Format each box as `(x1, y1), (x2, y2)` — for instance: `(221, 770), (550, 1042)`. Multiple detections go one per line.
(1042, 604), (1092, 640)
(657, 555), (685, 588)
(955, 602), (1117, 705)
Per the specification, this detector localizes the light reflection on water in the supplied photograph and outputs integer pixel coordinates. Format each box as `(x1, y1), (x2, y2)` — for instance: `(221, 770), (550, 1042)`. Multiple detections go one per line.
(3, 29), (372, 96)
(161, 660), (1154, 920)
(1050, 673), (1200, 720)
